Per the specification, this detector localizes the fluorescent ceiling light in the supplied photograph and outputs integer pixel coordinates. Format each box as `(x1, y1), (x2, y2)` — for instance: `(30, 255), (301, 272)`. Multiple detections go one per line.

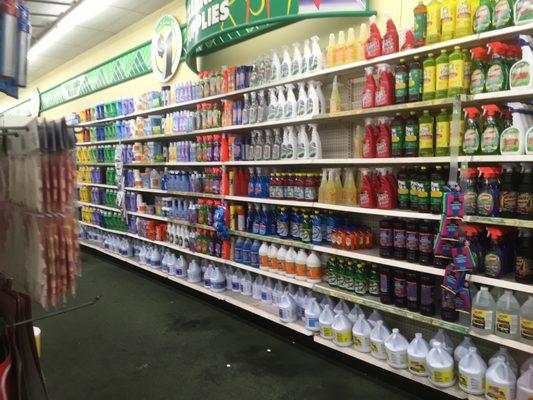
(28, 0), (109, 61)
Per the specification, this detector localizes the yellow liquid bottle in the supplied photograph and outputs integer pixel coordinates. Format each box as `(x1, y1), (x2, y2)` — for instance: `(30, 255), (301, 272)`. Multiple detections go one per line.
(455, 0), (473, 38)
(356, 23), (369, 62)
(318, 169), (328, 203)
(334, 170), (343, 204)
(325, 169), (337, 204)
(441, 0), (457, 41)
(427, 0), (442, 45)
(345, 27), (357, 63)
(335, 30), (346, 66)
(342, 169), (358, 206)
(327, 33), (336, 68)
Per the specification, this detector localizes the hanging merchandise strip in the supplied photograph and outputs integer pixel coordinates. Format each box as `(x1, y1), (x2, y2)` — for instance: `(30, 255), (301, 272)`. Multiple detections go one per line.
(0, 116), (80, 308)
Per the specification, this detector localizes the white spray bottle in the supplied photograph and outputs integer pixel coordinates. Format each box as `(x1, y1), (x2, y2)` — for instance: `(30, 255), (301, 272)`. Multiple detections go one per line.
(291, 42), (303, 76)
(281, 45), (291, 79)
(296, 82), (308, 116)
(285, 84), (297, 119)
(301, 39), (311, 75)
(308, 123), (322, 158)
(276, 86), (286, 120)
(309, 35), (324, 72)
(510, 35), (533, 89)
(315, 81), (326, 114)
(270, 49), (281, 82)
(306, 81), (320, 115)
(287, 126), (298, 159)
(267, 88), (278, 121)
(297, 125), (310, 159)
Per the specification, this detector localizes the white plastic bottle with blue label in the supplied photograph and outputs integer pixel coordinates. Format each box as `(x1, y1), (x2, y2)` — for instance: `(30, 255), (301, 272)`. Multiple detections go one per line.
(187, 259), (201, 283)
(261, 278), (274, 304)
(305, 297), (321, 332)
(291, 42), (303, 76)
(210, 266), (226, 293)
(281, 45), (291, 79)
(252, 275), (263, 300)
(297, 124), (310, 159)
(279, 292), (298, 323)
(241, 271), (253, 296)
(294, 287), (307, 319)
(272, 281), (284, 306)
(296, 82), (308, 116)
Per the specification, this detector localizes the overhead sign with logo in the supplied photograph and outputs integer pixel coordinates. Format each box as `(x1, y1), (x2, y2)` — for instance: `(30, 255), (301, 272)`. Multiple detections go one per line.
(152, 15), (183, 82)
(185, 0), (373, 71)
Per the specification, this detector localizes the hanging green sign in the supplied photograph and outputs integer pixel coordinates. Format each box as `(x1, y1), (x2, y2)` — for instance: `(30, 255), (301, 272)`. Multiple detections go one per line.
(186, 0), (374, 71)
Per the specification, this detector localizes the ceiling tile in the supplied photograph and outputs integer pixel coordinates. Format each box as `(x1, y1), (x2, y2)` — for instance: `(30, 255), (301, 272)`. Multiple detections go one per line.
(40, 42), (86, 61)
(55, 27), (110, 48)
(78, 7), (144, 33)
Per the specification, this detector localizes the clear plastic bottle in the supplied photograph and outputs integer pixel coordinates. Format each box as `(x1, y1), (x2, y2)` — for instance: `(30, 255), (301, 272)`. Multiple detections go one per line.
(496, 290), (521, 340)
(352, 314), (373, 353)
(319, 303), (335, 340)
(384, 328), (409, 369)
(332, 310), (353, 347)
(485, 356), (517, 400)
(427, 342), (456, 388)
(471, 286), (496, 335)
(458, 347), (487, 395)
(370, 320), (390, 360)
(520, 296), (533, 344)
(408, 333), (429, 376)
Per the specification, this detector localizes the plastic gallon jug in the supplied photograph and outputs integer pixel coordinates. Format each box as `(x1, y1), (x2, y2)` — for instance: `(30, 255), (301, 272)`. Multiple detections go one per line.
(232, 269), (242, 292)
(176, 255), (186, 278)
(320, 295), (334, 309)
(241, 272), (253, 296)
(471, 286), (496, 335)
(187, 259), (201, 283)
(408, 333), (429, 376)
(294, 287), (307, 319)
(427, 342), (456, 388)
(319, 304), (335, 340)
(305, 298), (322, 332)
(334, 299), (350, 315)
(225, 267), (234, 290)
(261, 278), (274, 304)
(455, 337), (477, 364)
(430, 329), (454, 354)
(272, 281), (284, 305)
(458, 347), (487, 395)
(496, 290), (521, 340)
(210, 267), (226, 293)
(489, 347), (518, 377)
(485, 356), (517, 400)
(370, 320), (390, 360)
(332, 311), (353, 347)
(252, 275), (264, 300)
(279, 293), (298, 323)
(348, 304), (364, 324)
(517, 366), (533, 400)
(352, 314), (372, 353)
(522, 357), (533, 375)
(368, 310), (383, 327)
(385, 328), (409, 369)
(259, 242), (270, 270)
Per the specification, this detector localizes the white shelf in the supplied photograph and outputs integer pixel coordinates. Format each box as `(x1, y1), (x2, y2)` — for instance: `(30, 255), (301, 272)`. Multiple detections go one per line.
(77, 162), (114, 166)
(314, 336), (482, 400)
(125, 187), (224, 200)
(77, 182), (117, 189)
(77, 201), (120, 212)
(80, 239), (311, 335)
(469, 331), (533, 354)
(463, 215), (533, 229)
(124, 161), (223, 167)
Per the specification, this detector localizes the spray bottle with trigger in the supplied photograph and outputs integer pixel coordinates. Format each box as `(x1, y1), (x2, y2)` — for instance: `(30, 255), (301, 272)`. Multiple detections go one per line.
(510, 34), (533, 90)
(463, 107), (482, 155)
(308, 124), (322, 159)
(480, 105), (501, 155)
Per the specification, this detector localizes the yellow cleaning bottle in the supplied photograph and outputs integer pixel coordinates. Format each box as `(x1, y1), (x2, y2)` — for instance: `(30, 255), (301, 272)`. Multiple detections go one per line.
(427, 0), (442, 44)
(356, 23), (369, 62)
(455, 0), (474, 38)
(336, 30), (346, 66)
(441, 0), (457, 41)
(327, 33), (336, 68)
(345, 27), (357, 64)
(342, 169), (358, 206)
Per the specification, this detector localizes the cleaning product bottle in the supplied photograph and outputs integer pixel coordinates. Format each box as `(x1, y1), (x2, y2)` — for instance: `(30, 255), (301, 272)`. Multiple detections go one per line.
(521, 357), (533, 375)
(493, 0), (514, 28)
(342, 169), (358, 206)
(463, 107), (482, 155)
(427, 342), (456, 388)
(496, 290), (521, 340)
(517, 163), (533, 219)
(473, 0), (493, 33)
(306, 251), (321, 283)
(458, 347), (487, 395)
(486, 42), (509, 92)
(308, 124), (322, 159)
(485, 356), (517, 400)
(402, 25), (415, 50)
(319, 304), (335, 340)
(362, 67), (376, 109)
(370, 320), (390, 360)
(359, 168), (376, 208)
(407, 333), (430, 376)
(327, 33), (336, 68)
(448, 46), (465, 96)
(365, 16), (382, 60)
(520, 296), (533, 343)
(454, 337), (477, 364)
(408, 56), (423, 102)
(435, 108), (450, 156)
(325, 169), (339, 205)
(481, 104), (501, 154)
(376, 64), (394, 107)
(291, 42), (303, 76)
(330, 76), (341, 113)
(297, 125), (310, 159)
(356, 23), (369, 61)
(296, 82), (308, 117)
(335, 30), (346, 66)
(376, 117), (392, 158)
(332, 310), (353, 347)
(279, 292), (298, 323)
(382, 12), (399, 55)
(395, 59), (409, 104)
(455, 0), (474, 37)
(419, 110), (435, 157)
(501, 103), (527, 154)
(391, 113), (406, 157)
(441, 0), (457, 41)
(489, 347), (518, 376)
(517, 366), (533, 400)
(281, 45), (292, 79)
(510, 35), (533, 90)
(295, 248), (308, 280)
(345, 27), (357, 63)
(427, 0), (443, 44)
(285, 84), (297, 119)
(301, 39), (311, 75)
(423, 53), (437, 101)
(347, 305), (364, 324)
(309, 35), (323, 72)
(385, 328), (409, 369)
(318, 169), (328, 203)
(352, 314), (372, 353)
(430, 328), (454, 354)
(405, 112), (420, 156)
(304, 297), (322, 332)
(259, 241), (270, 270)
(414, 0), (428, 47)
(471, 286), (496, 334)
(470, 46), (488, 94)
(436, 50), (450, 99)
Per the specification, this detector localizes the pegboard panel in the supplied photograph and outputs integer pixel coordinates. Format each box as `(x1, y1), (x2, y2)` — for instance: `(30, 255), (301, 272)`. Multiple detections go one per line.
(320, 123), (353, 159)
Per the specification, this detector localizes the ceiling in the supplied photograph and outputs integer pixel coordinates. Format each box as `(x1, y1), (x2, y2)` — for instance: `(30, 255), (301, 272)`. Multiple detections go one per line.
(26, 0), (175, 84)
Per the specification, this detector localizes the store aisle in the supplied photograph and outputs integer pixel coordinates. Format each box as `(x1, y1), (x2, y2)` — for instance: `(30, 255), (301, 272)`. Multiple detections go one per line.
(35, 251), (434, 400)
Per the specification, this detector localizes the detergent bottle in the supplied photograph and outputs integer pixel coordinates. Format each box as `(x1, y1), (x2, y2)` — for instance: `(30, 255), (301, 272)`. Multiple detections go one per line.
(335, 30), (346, 66)
(427, 342), (456, 388)
(458, 347), (487, 395)
(477, 167), (500, 218)
(408, 333), (429, 376)
(370, 320), (390, 360)
(376, 117), (392, 158)
(441, 0), (457, 41)
(327, 33), (336, 68)
(436, 109), (451, 156)
(319, 304), (335, 340)
(359, 168), (376, 208)
(362, 118), (377, 158)
(455, 0), (474, 37)
(384, 328), (409, 369)
(414, 0), (428, 47)
(395, 59), (409, 104)
(486, 42), (509, 92)
(342, 169), (358, 206)
(419, 110), (435, 157)
(510, 35), (533, 90)
(377, 168), (395, 210)
(426, 0), (442, 44)
(463, 107), (482, 155)
(365, 16), (382, 60)
(304, 298), (321, 332)
(473, 0), (493, 33)
(382, 12), (399, 55)
(345, 27), (357, 63)
(352, 314), (372, 353)
(485, 356), (517, 400)
(470, 46), (488, 94)
(356, 23), (368, 61)
(435, 50), (449, 99)
(376, 64), (394, 107)
(279, 292), (298, 323)
(423, 53), (437, 101)
(480, 105), (501, 155)
(362, 67), (376, 109)
(448, 46), (465, 96)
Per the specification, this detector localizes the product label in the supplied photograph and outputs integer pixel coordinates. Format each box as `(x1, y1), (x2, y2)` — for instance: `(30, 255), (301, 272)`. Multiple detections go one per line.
(496, 312), (518, 335)
(354, 335), (371, 350)
(521, 318), (533, 340)
(485, 382), (514, 400)
(394, 276), (406, 299)
(321, 326), (333, 339)
(436, 63), (449, 92)
(335, 330), (353, 344)
(362, 88), (374, 109)
(510, 61), (532, 87)
(464, 191), (478, 214)
(493, 1), (512, 28)
(430, 181), (443, 202)
(398, 179), (410, 207)
(473, 5), (491, 32)
(291, 59), (300, 76)
(472, 308), (494, 330)
(387, 350), (407, 368)
(409, 68), (423, 96)
(309, 55), (318, 72)
(501, 128), (520, 152)
(408, 358), (427, 375)
(436, 121), (450, 149)
(486, 65), (505, 92)
(371, 341), (386, 357)
(394, 229), (406, 249)
(448, 60), (464, 90)
(481, 126), (499, 153)
(365, 38), (380, 59)
(375, 86), (388, 107)
(419, 233), (433, 254)
(499, 190), (518, 214)
(395, 71), (408, 99)
(515, 256), (533, 282)
(420, 283), (434, 306)
(431, 369), (454, 385)
(405, 124), (419, 150)
(459, 372), (485, 393)
(478, 191), (495, 216)
(382, 36), (395, 55)
(406, 231), (419, 251)
(307, 266), (322, 281)
(463, 128), (480, 154)
(470, 69), (486, 94)
(414, 13), (427, 43)
(423, 66), (436, 95)
(380, 228), (393, 247)
(281, 63), (290, 79)
(427, 7), (441, 37)
(517, 192), (533, 216)
(485, 253), (502, 277)
(419, 122), (434, 150)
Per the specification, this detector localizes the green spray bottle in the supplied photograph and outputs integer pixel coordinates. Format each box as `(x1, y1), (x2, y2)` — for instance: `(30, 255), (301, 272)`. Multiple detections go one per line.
(480, 104), (501, 155)
(486, 42), (509, 92)
(470, 46), (489, 94)
(473, 0), (493, 33)
(492, 0), (514, 29)
(463, 107), (482, 155)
